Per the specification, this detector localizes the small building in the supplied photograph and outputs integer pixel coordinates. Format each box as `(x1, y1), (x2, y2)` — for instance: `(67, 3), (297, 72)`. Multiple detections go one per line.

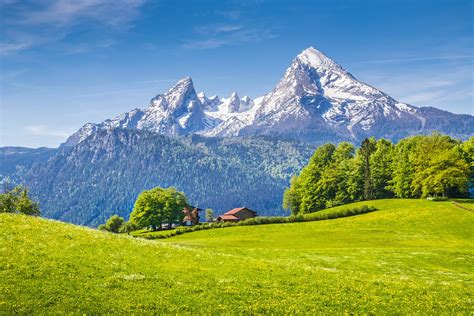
(216, 207), (257, 222)
(182, 206), (203, 226)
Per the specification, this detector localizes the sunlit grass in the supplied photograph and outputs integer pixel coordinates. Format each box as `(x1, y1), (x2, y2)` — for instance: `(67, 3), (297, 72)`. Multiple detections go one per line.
(0, 199), (472, 313)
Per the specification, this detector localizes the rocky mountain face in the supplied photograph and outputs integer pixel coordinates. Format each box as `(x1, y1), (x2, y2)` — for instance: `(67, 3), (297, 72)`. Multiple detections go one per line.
(64, 47), (473, 147)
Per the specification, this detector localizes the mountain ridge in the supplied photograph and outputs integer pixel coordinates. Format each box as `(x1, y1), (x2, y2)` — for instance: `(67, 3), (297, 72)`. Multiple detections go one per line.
(63, 46), (473, 147)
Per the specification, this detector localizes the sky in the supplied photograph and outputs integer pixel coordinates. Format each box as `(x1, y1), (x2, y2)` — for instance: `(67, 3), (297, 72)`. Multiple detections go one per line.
(1, 0), (473, 148)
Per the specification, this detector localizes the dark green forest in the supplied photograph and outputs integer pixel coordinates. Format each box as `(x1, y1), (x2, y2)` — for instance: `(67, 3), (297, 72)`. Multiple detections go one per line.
(12, 129), (314, 226)
(283, 134), (473, 214)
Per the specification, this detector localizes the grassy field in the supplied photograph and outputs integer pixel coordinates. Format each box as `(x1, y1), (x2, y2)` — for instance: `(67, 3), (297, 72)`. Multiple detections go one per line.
(1, 199), (473, 313)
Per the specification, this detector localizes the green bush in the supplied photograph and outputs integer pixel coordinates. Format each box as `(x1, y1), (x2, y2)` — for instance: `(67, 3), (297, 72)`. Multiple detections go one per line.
(136, 205), (378, 239)
(0, 185), (40, 216)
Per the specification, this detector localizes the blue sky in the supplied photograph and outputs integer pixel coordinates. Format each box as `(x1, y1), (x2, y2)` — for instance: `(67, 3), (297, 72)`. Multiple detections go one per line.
(1, 0), (473, 147)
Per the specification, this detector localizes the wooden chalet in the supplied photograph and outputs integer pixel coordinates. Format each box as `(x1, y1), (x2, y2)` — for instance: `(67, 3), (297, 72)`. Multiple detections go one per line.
(216, 207), (257, 222)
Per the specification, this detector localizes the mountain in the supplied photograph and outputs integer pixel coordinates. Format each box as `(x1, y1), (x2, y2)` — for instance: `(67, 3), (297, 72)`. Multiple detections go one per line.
(64, 47), (474, 147)
(21, 130), (313, 226)
(0, 147), (58, 183)
(4, 46), (473, 226)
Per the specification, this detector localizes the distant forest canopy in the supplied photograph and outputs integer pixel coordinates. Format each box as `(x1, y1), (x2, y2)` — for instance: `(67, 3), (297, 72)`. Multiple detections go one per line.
(283, 133), (474, 215)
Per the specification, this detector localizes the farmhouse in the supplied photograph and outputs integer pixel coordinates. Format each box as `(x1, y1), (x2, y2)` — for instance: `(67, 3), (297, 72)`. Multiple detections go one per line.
(216, 207), (257, 222)
(182, 206), (203, 226)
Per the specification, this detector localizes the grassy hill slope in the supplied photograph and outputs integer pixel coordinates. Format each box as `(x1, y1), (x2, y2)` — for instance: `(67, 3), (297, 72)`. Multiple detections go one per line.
(1, 199), (473, 313)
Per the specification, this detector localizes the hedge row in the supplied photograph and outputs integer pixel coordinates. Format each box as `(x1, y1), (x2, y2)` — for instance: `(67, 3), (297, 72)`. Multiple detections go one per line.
(137, 205), (377, 240)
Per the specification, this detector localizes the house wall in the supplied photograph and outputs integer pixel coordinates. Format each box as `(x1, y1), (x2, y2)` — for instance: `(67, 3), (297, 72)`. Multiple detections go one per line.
(217, 217), (239, 222)
(235, 209), (256, 220)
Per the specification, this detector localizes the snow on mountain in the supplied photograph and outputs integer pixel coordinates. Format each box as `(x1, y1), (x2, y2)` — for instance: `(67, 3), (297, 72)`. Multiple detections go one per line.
(64, 77), (261, 146)
(63, 47), (473, 147)
(239, 47), (429, 141)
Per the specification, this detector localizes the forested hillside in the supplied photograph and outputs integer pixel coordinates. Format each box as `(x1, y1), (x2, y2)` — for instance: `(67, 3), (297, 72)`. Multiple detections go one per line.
(0, 147), (58, 182)
(22, 129), (314, 226)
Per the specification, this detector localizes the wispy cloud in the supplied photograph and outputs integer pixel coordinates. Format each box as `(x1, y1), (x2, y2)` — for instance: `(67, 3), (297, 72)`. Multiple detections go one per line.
(0, 0), (147, 55)
(355, 54), (474, 64)
(13, 0), (145, 27)
(183, 23), (278, 49)
(356, 64), (473, 114)
(25, 125), (73, 138)
(0, 41), (33, 55)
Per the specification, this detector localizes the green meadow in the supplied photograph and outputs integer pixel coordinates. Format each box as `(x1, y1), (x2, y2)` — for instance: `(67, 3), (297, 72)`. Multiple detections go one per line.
(1, 199), (473, 313)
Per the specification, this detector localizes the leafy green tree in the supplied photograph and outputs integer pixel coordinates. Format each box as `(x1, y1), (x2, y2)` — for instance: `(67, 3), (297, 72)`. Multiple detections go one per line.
(284, 142), (356, 213)
(461, 137), (474, 195)
(283, 175), (302, 214)
(346, 156), (364, 202)
(0, 185), (40, 216)
(100, 215), (125, 233)
(0, 189), (16, 213)
(283, 142), (354, 215)
(205, 208), (214, 222)
(417, 146), (468, 197)
(130, 187), (189, 230)
(389, 136), (421, 198)
(331, 142), (356, 206)
(298, 143), (336, 213)
(119, 221), (138, 234)
(370, 139), (394, 199)
(410, 134), (468, 197)
(359, 138), (377, 200)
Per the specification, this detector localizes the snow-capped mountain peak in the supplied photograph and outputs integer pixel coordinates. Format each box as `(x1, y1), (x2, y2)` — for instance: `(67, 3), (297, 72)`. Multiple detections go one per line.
(63, 47), (473, 147)
(151, 76), (196, 111)
(223, 92), (241, 113)
(296, 46), (346, 74)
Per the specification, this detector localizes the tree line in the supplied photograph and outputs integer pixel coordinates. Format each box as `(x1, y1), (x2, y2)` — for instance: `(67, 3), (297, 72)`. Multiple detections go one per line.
(283, 134), (473, 215)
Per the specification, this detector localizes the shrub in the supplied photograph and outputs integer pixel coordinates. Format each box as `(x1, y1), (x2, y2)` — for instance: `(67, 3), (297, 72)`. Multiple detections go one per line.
(0, 185), (40, 216)
(134, 205), (378, 240)
(99, 215), (126, 233)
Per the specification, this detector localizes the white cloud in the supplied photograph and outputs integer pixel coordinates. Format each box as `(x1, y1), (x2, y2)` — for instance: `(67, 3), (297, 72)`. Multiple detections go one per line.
(25, 125), (73, 138)
(183, 23), (278, 49)
(354, 64), (473, 114)
(355, 54), (474, 64)
(0, 0), (147, 55)
(0, 42), (33, 55)
(14, 0), (146, 27)
(195, 24), (243, 35)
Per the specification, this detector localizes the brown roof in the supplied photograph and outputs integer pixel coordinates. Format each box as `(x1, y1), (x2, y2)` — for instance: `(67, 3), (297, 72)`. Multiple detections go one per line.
(218, 214), (239, 220)
(225, 207), (256, 215)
